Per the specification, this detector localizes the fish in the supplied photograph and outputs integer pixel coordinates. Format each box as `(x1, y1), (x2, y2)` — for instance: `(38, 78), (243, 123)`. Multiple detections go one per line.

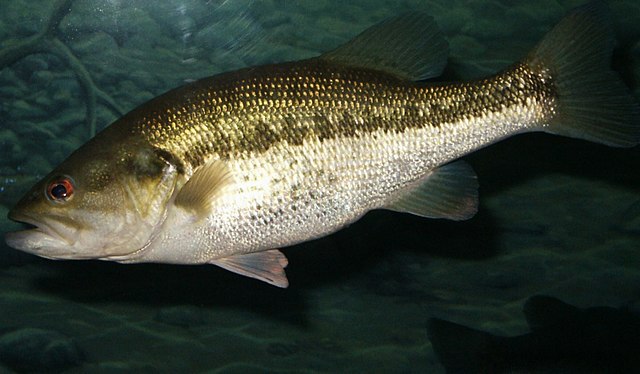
(427, 295), (640, 373)
(4, 3), (639, 287)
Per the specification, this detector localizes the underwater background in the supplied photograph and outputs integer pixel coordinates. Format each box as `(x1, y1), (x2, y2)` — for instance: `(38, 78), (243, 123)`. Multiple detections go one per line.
(0, 0), (639, 372)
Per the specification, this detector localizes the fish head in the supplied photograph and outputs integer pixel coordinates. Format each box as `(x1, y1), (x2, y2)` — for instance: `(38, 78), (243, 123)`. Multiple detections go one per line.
(5, 139), (179, 261)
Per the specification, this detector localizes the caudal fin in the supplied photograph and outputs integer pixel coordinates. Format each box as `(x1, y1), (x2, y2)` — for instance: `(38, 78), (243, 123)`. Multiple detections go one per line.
(527, 2), (639, 147)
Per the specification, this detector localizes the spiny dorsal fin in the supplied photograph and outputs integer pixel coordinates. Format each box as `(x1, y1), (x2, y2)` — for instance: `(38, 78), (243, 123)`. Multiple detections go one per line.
(320, 13), (448, 81)
(210, 250), (289, 288)
(174, 159), (232, 219)
(383, 161), (478, 220)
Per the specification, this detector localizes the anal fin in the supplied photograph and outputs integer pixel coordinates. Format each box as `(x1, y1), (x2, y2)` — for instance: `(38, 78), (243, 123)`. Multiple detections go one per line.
(383, 160), (479, 221)
(210, 249), (289, 288)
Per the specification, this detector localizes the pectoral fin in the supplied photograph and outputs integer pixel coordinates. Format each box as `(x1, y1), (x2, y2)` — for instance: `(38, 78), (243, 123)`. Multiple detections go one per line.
(383, 161), (479, 220)
(174, 159), (233, 219)
(210, 250), (289, 288)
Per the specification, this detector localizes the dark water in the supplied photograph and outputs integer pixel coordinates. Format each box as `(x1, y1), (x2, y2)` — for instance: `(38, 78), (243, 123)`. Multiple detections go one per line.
(0, 0), (639, 372)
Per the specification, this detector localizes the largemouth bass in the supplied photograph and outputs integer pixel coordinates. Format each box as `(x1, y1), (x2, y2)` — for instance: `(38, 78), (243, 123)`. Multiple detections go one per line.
(5, 3), (639, 287)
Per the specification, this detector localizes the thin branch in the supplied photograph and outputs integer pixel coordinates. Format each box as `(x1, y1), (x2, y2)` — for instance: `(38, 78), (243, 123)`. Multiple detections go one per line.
(47, 38), (97, 137)
(43, 0), (74, 36)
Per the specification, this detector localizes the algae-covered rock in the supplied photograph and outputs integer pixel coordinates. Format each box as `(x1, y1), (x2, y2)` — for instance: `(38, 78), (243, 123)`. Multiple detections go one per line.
(8, 100), (49, 120)
(0, 173), (38, 207)
(28, 69), (53, 86)
(0, 328), (82, 372)
(12, 55), (49, 81)
(506, 0), (563, 26)
(70, 31), (120, 59)
(0, 0), (43, 36)
(146, 0), (214, 35)
(0, 204), (17, 230)
(432, 5), (474, 36)
(0, 129), (21, 160)
(449, 35), (487, 58)
(63, 2), (162, 46)
(0, 69), (28, 93)
(194, 16), (262, 54)
(299, 0), (330, 13)
(261, 10), (292, 29)
(20, 154), (52, 175)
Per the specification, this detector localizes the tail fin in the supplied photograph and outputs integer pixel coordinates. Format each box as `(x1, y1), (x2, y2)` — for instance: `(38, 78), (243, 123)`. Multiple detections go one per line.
(528, 2), (639, 147)
(427, 318), (503, 373)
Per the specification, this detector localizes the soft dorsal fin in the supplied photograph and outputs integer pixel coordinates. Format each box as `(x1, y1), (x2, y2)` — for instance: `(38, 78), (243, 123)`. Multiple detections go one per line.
(174, 159), (232, 219)
(383, 161), (478, 220)
(320, 13), (448, 81)
(210, 249), (289, 288)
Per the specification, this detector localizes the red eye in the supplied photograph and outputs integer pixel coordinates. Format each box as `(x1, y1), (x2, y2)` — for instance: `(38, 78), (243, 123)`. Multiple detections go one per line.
(46, 177), (75, 203)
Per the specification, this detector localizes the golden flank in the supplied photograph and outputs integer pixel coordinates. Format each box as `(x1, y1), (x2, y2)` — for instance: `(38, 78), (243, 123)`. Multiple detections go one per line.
(6, 3), (639, 287)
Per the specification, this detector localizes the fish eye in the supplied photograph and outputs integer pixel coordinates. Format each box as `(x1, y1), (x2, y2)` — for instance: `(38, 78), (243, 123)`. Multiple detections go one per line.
(46, 176), (75, 203)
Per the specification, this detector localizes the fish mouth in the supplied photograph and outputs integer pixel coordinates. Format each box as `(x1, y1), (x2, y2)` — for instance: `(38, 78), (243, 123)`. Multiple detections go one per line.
(5, 211), (75, 258)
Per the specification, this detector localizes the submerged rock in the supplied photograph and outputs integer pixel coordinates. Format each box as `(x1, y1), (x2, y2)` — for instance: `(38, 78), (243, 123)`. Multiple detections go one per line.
(0, 328), (82, 372)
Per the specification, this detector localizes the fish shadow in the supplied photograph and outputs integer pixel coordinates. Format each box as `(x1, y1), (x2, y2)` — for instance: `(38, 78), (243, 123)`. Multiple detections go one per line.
(469, 133), (640, 196)
(31, 260), (311, 325)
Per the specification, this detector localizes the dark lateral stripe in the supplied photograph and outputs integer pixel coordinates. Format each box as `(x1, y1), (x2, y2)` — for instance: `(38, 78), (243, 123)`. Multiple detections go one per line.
(126, 59), (556, 168)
